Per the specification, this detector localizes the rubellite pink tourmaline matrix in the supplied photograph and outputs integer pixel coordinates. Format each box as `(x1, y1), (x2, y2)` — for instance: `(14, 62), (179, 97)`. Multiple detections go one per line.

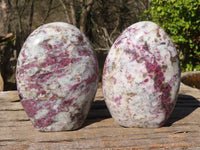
(102, 21), (180, 128)
(16, 22), (99, 131)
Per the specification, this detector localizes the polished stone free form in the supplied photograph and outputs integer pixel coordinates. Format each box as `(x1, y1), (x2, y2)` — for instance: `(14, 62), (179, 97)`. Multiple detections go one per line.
(16, 22), (99, 131)
(102, 21), (180, 128)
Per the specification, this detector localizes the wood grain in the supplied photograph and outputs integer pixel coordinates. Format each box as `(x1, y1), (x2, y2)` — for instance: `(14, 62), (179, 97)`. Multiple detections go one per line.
(0, 91), (19, 102)
(0, 86), (199, 149)
(0, 73), (3, 91)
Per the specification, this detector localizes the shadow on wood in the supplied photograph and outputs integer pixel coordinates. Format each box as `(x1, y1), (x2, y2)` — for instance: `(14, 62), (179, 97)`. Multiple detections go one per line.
(85, 94), (200, 128)
(165, 94), (200, 126)
(83, 100), (111, 128)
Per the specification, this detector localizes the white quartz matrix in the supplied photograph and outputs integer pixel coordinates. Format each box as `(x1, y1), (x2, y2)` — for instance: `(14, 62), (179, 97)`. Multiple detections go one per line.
(102, 21), (180, 128)
(16, 22), (99, 131)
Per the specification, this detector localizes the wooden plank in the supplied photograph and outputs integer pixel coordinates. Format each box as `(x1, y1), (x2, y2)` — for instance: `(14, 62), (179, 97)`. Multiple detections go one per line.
(0, 111), (29, 121)
(0, 133), (199, 149)
(179, 83), (200, 99)
(0, 84), (199, 149)
(0, 123), (199, 143)
(0, 109), (199, 148)
(0, 102), (23, 111)
(0, 91), (19, 102)
(0, 127), (199, 149)
(0, 73), (3, 91)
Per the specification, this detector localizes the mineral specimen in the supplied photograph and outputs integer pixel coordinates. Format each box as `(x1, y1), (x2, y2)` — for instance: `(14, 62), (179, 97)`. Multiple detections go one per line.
(16, 22), (99, 131)
(102, 21), (180, 128)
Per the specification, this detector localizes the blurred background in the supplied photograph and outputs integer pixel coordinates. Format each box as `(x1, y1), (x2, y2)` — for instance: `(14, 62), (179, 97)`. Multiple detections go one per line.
(0, 0), (199, 90)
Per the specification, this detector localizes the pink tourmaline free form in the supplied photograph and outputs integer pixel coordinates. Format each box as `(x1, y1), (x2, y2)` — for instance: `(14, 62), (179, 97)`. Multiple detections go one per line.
(102, 21), (180, 128)
(16, 22), (99, 131)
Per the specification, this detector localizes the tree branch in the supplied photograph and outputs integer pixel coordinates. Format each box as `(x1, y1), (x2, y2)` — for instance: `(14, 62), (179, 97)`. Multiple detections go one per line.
(59, 0), (71, 23)
(70, 0), (76, 26)
(29, 0), (34, 32)
(0, 33), (13, 43)
(43, 0), (53, 23)
(80, 0), (94, 33)
(102, 27), (113, 47)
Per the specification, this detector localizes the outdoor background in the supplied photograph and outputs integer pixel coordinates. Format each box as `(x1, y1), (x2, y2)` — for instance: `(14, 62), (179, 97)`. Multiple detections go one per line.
(0, 0), (199, 90)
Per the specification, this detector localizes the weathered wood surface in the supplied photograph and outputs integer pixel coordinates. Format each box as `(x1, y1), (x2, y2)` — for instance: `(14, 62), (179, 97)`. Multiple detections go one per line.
(0, 73), (3, 91)
(0, 83), (200, 150)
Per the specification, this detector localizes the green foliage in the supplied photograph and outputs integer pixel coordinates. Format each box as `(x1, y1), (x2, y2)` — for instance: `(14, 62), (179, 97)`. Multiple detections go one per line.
(141, 0), (200, 71)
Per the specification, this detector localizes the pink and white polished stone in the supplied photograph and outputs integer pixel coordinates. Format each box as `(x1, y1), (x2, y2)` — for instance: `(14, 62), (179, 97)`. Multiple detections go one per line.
(102, 21), (180, 128)
(16, 22), (99, 131)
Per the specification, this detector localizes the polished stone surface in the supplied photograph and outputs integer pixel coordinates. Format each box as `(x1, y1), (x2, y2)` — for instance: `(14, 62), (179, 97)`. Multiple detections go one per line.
(16, 22), (99, 131)
(103, 21), (180, 128)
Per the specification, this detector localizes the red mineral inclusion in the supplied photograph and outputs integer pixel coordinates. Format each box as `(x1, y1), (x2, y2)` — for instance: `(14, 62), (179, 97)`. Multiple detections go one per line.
(16, 22), (99, 131)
